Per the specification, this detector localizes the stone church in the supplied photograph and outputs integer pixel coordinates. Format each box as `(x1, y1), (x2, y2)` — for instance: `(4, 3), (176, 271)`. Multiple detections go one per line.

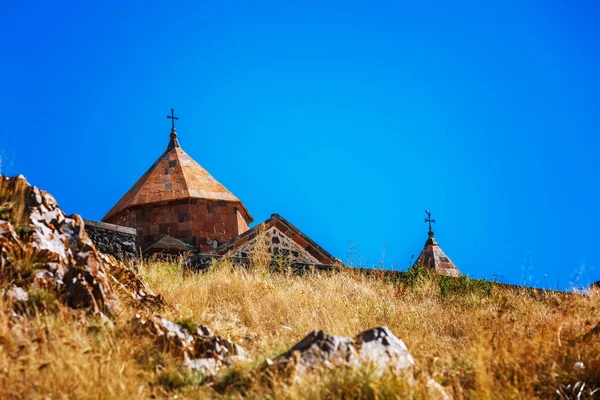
(98, 111), (338, 267)
(87, 110), (460, 276)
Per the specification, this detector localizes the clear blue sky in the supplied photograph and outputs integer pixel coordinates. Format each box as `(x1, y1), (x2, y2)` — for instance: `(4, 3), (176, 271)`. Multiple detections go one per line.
(2, 1), (599, 289)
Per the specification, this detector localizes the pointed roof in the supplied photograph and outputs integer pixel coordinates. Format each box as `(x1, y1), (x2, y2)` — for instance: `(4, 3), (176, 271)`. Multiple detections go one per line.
(414, 230), (461, 277)
(103, 128), (252, 222)
(212, 214), (337, 265)
(143, 235), (196, 254)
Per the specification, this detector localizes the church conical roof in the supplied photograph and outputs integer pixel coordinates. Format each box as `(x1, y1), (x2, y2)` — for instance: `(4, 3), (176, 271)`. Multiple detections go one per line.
(414, 230), (461, 277)
(103, 129), (249, 222)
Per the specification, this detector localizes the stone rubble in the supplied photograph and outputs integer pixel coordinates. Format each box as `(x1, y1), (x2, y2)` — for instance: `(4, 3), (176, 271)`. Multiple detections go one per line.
(133, 313), (246, 375)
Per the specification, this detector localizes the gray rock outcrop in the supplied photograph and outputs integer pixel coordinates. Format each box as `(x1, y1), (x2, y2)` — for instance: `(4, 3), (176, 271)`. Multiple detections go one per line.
(0, 175), (161, 315)
(267, 326), (415, 377)
(133, 313), (246, 375)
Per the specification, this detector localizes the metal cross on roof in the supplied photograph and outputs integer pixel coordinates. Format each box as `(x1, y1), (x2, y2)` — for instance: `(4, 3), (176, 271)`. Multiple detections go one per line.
(167, 108), (179, 131)
(424, 210), (436, 233)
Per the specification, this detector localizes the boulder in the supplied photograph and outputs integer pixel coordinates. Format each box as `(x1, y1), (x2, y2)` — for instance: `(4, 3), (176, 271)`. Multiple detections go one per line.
(0, 175), (161, 315)
(133, 313), (246, 375)
(267, 326), (415, 377)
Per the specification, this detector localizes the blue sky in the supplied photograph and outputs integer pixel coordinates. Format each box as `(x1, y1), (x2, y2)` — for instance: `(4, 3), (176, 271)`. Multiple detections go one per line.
(2, 1), (599, 289)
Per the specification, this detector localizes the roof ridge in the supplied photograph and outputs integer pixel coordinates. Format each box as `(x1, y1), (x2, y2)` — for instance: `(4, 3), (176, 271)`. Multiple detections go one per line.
(212, 214), (334, 264)
(173, 147), (192, 195)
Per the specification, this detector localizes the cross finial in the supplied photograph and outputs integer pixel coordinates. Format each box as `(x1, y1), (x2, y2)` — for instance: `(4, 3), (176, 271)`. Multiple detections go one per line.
(167, 108), (179, 132)
(424, 210), (436, 235)
(166, 108), (181, 150)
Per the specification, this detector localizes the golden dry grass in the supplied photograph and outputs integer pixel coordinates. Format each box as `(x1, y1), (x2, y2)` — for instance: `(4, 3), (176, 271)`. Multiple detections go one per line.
(1, 257), (599, 399)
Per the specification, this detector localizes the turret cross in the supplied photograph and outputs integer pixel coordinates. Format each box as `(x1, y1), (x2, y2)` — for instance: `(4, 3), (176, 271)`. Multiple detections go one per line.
(424, 210), (436, 233)
(167, 108), (179, 131)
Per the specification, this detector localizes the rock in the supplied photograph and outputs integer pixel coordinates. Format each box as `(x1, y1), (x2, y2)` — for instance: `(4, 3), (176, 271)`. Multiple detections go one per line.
(133, 313), (246, 375)
(268, 326), (415, 378)
(0, 175), (161, 316)
(356, 326), (415, 375)
(5, 285), (28, 303)
(270, 329), (356, 373)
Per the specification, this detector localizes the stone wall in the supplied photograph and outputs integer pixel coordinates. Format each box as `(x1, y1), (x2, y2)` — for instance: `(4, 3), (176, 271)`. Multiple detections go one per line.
(188, 253), (339, 273)
(227, 225), (321, 264)
(104, 198), (250, 253)
(83, 219), (138, 261)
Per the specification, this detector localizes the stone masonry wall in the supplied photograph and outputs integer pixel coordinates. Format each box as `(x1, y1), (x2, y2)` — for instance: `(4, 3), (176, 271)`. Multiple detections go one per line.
(105, 199), (250, 253)
(83, 219), (138, 261)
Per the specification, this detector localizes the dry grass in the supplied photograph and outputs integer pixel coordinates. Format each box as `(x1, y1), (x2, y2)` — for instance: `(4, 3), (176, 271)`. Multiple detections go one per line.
(1, 257), (599, 399)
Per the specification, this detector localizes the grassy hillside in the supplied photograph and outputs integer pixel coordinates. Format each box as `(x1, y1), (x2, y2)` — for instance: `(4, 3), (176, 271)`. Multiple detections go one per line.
(1, 258), (599, 399)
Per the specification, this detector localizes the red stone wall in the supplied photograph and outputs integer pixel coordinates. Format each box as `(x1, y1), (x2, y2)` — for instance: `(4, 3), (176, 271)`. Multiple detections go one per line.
(105, 199), (251, 253)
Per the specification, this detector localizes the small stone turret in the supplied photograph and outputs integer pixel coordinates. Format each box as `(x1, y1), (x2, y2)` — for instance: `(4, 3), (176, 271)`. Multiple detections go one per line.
(413, 211), (461, 277)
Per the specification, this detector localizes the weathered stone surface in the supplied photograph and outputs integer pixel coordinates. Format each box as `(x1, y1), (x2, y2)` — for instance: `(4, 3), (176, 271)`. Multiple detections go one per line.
(0, 175), (117, 314)
(0, 175), (161, 315)
(83, 219), (137, 261)
(267, 326), (415, 377)
(133, 313), (246, 375)
(355, 326), (416, 375)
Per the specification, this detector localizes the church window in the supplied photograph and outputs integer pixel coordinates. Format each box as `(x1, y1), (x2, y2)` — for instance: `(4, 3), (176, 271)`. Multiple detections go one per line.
(178, 212), (188, 222)
(164, 167), (169, 175)
(169, 160), (177, 167)
(439, 256), (450, 262)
